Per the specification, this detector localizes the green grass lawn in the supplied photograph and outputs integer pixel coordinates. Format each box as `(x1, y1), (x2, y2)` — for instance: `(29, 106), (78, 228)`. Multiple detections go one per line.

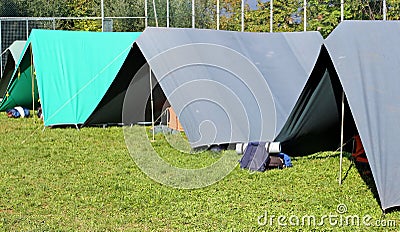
(0, 114), (399, 231)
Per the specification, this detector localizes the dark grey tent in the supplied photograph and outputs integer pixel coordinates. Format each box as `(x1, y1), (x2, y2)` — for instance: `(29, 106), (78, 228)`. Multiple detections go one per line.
(122, 27), (323, 148)
(0, 41), (26, 100)
(276, 21), (400, 211)
(327, 21), (400, 211)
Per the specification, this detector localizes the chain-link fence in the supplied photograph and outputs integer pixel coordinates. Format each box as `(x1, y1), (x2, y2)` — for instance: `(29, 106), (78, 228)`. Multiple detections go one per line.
(0, 18), (55, 74)
(1, 0), (400, 76)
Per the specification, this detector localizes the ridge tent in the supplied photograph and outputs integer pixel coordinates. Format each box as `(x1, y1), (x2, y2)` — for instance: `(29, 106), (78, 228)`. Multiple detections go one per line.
(0, 40), (26, 99)
(32, 30), (141, 126)
(0, 29), (141, 126)
(326, 21), (400, 212)
(122, 27), (324, 148)
(0, 40), (38, 111)
(275, 21), (400, 211)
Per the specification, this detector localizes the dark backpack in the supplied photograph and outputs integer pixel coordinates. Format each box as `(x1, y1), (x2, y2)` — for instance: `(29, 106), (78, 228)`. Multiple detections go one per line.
(266, 155), (284, 169)
(239, 142), (270, 172)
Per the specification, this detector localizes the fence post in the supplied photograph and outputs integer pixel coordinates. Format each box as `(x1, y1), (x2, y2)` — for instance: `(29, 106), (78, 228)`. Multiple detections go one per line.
(152, 0), (159, 27)
(26, 19), (29, 39)
(167, 0), (170, 27)
(217, 0), (220, 30)
(0, 20), (2, 77)
(192, 0), (195, 28)
(101, 0), (104, 31)
(383, 0), (387, 20)
(270, 0), (273, 32)
(241, 0), (244, 32)
(340, 0), (344, 22)
(303, 0), (307, 31)
(145, 0), (148, 28)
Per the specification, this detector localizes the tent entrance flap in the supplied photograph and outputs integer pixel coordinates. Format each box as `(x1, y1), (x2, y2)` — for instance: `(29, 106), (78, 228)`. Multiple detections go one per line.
(0, 44), (39, 111)
(83, 44), (166, 126)
(275, 46), (357, 156)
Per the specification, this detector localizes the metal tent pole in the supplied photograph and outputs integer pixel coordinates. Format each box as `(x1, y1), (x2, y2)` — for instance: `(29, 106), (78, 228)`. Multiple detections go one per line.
(336, 0), (346, 185)
(149, 66), (155, 142)
(31, 46), (34, 118)
(217, 0), (220, 30)
(339, 92), (345, 185)
(241, 0), (244, 32)
(270, 0), (273, 32)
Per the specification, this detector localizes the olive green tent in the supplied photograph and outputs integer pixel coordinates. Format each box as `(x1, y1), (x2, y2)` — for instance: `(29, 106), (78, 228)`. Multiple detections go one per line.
(0, 40), (27, 99)
(0, 40), (38, 111)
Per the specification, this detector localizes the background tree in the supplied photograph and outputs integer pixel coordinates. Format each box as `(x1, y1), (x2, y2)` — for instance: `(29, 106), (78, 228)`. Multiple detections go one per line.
(307, 0), (395, 37)
(246, 0), (303, 32)
(0, 0), (25, 17)
(385, 0), (400, 20)
(105, 0), (146, 31)
(218, 0), (245, 31)
(1, 0), (398, 34)
(59, 0), (101, 31)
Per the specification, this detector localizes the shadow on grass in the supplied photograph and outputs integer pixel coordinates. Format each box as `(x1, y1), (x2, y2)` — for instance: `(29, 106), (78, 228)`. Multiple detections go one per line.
(292, 151), (398, 213)
(291, 151), (341, 161)
(341, 161), (354, 183)
(350, 159), (386, 213)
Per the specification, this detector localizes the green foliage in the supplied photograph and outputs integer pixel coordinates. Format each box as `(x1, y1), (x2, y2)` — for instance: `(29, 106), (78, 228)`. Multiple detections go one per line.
(0, 113), (399, 230)
(307, 0), (342, 37)
(104, 0), (146, 31)
(246, 0), (304, 32)
(0, 0), (25, 17)
(219, 0), (245, 31)
(55, 0), (101, 31)
(2, 0), (399, 35)
(386, 0), (400, 20)
(307, 0), (395, 37)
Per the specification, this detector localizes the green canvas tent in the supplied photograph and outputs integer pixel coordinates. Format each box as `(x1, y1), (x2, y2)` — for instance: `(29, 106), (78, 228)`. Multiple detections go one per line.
(0, 40), (27, 99)
(0, 40), (38, 111)
(0, 29), (141, 126)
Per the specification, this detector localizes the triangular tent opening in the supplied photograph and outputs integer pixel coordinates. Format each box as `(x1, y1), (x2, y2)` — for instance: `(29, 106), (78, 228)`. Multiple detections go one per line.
(275, 45), (358, 156)
(0, 42), (39, 112)
(0, 40), (27, 99)
(84, 43), (167, 126)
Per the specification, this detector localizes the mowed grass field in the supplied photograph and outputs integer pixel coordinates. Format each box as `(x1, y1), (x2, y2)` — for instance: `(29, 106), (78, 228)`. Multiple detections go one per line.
(0, 113), (399, 231)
